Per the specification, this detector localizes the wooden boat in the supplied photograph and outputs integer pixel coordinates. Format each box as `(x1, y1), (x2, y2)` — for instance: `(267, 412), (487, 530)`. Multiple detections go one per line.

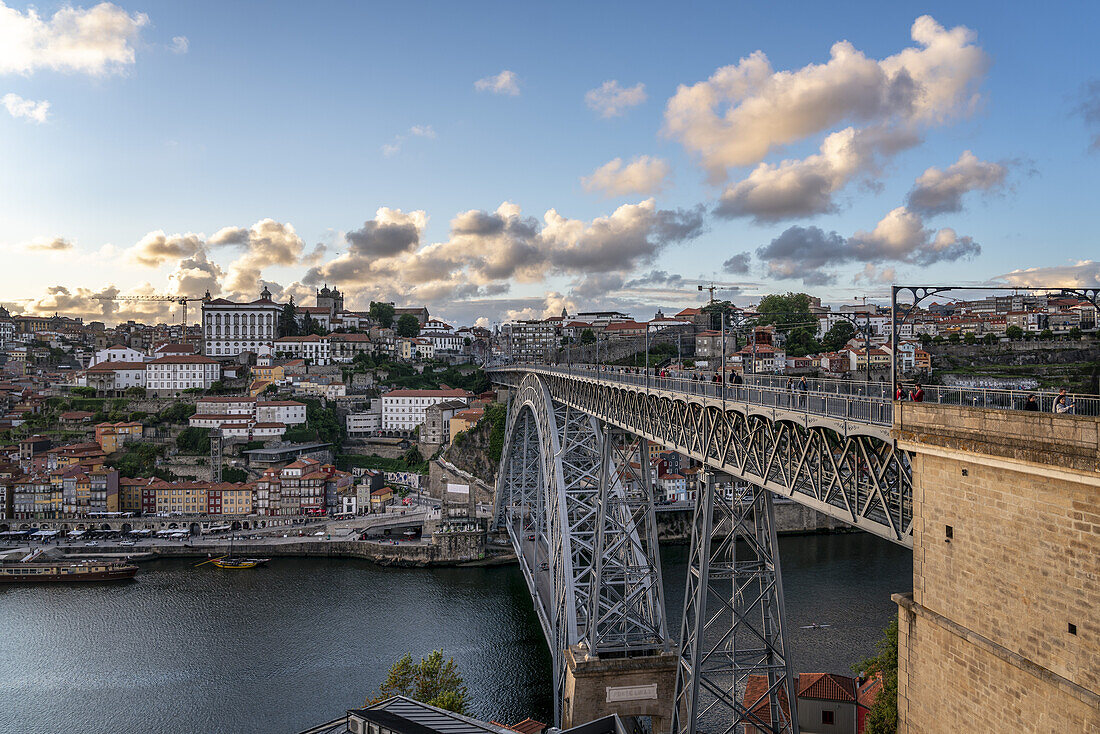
(0, 560), (138, 583)
(211, 556), (269, 569)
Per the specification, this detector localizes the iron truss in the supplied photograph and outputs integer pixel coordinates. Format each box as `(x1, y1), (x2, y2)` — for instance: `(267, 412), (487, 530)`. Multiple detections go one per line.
(495, 369), (913, 547)
(495, 374), (671, 724)
(674, 474), (798, 734)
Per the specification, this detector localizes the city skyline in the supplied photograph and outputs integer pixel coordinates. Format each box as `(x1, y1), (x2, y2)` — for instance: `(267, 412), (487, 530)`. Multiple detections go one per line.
(2, 1), (1100, 327)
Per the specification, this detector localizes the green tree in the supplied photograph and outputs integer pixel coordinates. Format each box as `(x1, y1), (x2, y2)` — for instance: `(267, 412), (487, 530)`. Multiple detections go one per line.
(579, 328), (596, 345)
(918, 333), (933, 348)
(125, 386), (146, 398)
(176, 426), (211, 454)
(1068, 326), (1082, 339)
(1005, 325), (1024, 340)
(485, 402), (506, 464)
(701, 299), (739, 330)
(368, 651), (468, 713)
(947, 332), (961, 344)
(369, 301), (396, 328)
(963, 332), (977, 345)
(822, 321), (857, 352)
(755, 292), (821, 357)
(853, 618), (899, 734)
(221, 466), (249, 483)
(982, 333), (997, 345)
(396, 314), (420, 337)
(1039, 328), (1054, 340)
(278, 301), (300, 337)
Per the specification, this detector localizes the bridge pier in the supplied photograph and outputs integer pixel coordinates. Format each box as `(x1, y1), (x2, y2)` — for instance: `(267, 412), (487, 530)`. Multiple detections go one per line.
(562, 645), (679, 732)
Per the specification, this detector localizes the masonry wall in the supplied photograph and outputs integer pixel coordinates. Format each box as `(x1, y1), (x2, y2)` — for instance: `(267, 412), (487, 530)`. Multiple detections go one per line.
(893, 403), (1100, 732)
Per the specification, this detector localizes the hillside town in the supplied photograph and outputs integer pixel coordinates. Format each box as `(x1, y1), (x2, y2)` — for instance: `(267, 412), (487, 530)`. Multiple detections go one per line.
(0, 286), (1095, 532)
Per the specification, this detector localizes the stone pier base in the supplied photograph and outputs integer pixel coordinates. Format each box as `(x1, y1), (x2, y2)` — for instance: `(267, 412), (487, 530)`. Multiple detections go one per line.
(562, 645), (679, 733)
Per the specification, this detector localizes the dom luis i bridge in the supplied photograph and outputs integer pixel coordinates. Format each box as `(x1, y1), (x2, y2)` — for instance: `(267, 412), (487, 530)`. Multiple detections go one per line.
(489, 362), (1100, 734)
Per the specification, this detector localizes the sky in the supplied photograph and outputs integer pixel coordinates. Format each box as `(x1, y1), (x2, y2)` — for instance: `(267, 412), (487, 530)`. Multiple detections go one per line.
(1, 0), (1099, 327)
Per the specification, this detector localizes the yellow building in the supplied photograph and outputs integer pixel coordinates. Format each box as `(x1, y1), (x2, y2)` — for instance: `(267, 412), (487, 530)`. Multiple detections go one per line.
(154, 482), (210, 515)
(370, 486), (394, 512)
(251, 363), (286, 383)
(95, 421), (143, 454)
(448, 408), (485, 445)
(211, 483), (253, 515)
(119, 477), (149, 513)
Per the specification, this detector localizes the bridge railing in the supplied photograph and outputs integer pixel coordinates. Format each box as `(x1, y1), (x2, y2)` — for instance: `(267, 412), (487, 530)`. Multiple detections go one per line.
(493, 363), (1100, 419)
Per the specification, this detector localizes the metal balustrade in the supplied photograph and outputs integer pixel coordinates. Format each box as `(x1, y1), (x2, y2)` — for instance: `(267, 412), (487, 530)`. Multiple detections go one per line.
(491, 363), (1099, 419)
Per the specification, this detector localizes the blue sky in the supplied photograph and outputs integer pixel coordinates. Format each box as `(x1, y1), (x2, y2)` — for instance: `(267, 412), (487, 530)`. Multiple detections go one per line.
(1, 0), (1098, 326)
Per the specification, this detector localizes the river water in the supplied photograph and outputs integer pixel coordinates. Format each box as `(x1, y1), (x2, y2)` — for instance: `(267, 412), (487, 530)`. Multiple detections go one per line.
(0, 533), (909, 734)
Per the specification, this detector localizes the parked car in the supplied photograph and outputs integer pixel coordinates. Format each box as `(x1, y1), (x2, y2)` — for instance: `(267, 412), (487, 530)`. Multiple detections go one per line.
(84, 541), (99, 547)
(119, 540), (136, 547)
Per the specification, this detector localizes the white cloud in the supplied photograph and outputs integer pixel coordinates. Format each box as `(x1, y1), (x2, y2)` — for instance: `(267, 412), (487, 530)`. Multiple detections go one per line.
(475, 69), (520, 96)
(2, 92), (49, 122)
(129, 230), (205, 267)
(169, 35), (188, 54)
(381, 124), (437, 156)
(906, 150), (1007, 215)
(0, 1), (149, 75)
(995, 261), (1100, 288)
(716, 125), (919, 222)
(585, 80), (646, 118)
(581, 156), (670, 197)
(664, 15), (988, 181)
(756, 206), (980, 285)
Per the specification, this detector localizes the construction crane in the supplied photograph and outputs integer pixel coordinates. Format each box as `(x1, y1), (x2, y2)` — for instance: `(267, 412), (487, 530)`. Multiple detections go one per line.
(93, 294), (208, 342)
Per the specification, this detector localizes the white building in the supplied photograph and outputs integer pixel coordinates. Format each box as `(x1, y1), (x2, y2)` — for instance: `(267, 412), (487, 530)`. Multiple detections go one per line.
(659, 473), (688, 502)
(256, 400), (307, 425)
(346, 400), (383, 436)
(145, 355), (221, 396)
(381, 388), (471, 432)
(90, 344), (144, 366)
(273, 334), (331, 364)
(202, 286), (282, 358)
(189, 397), (306, 438)
(83, 362), (147, 393)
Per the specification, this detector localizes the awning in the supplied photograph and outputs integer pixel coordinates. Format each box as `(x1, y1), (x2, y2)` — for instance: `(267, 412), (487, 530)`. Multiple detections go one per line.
(67, 530), (85, 537)
(31, 529), (60, 537)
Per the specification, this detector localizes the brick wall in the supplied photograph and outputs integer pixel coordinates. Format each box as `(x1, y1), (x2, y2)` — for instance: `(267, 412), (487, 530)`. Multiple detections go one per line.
(894, 403), (1100, 732)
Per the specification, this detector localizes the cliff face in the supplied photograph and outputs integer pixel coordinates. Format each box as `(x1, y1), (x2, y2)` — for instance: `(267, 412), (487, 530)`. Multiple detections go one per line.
(442, 403), (504, 485)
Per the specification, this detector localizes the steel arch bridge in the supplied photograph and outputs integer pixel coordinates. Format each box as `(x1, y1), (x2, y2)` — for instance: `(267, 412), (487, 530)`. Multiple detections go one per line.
(493, 366), (914, 734)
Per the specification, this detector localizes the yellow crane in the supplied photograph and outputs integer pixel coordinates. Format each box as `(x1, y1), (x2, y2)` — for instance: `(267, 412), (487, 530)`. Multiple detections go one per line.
(92, 294), (209, 343)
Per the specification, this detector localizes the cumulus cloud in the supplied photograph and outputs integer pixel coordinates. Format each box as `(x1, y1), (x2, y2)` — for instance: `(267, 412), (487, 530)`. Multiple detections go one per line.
(1074, 80), (1100, 151)
(24, 236), (72, 252)
(0, 1), (149, 75)
(169, 35), (188, 54)
(2, 92), (49, 122)
(475, 69), (520, 95)
(167, 250), (223, 297)
(715, 125), (920, 221)
(664, 15), (988, 181)
(219, 219), (306, 297)
(129, 230), (205, 267)
(994, 260), (1100, 288)
(906, 150), (1007, 215)
(722, 252), (751, 273)
(581, 156), (670, 197)
(757, 206), (979, 285)
(852, 263), (898, 285)
(585, 80), (647, 118)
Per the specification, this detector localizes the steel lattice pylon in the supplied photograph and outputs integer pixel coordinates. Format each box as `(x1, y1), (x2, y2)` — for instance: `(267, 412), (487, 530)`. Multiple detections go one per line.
(495, 374), (673, 725)
(587, 429), (670, 655)
(673, 472), (798, 734)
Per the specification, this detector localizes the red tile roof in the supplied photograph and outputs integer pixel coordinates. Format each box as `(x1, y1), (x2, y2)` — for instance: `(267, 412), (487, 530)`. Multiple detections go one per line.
(742, 674), (791, 728)
(496, 719), (545, 734)
(384, 388), (470, 398)
(148, 354), (219, 364)
(86, 360), (146, 372)
(798, 672), (857, 703)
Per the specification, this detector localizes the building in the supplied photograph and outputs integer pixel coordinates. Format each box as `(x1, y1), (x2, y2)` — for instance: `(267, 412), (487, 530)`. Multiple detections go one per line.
(448, 407), (484, 444)
(422, 400), (467, 444)
(291, 374), (346, 400)
(381, 388), (471, 433)
(145, 354), (221, 396)
(346, 400), (382, 436)
(83, 361), (146, 394)
(188, 396), (306, 439)
(90, 344), (143, 366)
(274, 335), (332, 364)
(370, 486), (393, 512)
(202, 286), (282, 358)
(393, 306), (429, 326)
(254, 458), (349, 516)
(94, 421), (143, 453)
(504, 320), (558, 363)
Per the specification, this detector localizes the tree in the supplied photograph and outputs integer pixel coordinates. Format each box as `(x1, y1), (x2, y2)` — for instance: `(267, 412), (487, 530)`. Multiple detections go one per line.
(176, 427), (210, 454)
(579, 328), (596, 345)
(982, 333), (997, 345)
(278, 301), (299, 337)
(822, 321), (857, 352)
(963, 332), (977, 345)
(755, 292), (821, 356)
(1068, 326), (1082, 339)
(701, 299), (739, 330)
(301, 312), (315, 335)
(947, 332), (961, 344)
(853, 618), (899, 734)
(918, 333), (933, 348)
(222, 466), (249, 483)
(369, 301), (396, 328)
(1039, 328), (1054, 340)
(1005, 325), (1024, 340)
(368, 651), (468, 713)
(396, 314), (420, 337)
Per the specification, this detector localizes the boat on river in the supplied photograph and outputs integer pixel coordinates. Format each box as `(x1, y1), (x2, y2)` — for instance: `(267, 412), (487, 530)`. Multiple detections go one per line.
(0, 560), (138, 583)
(210, 556), (270, 569)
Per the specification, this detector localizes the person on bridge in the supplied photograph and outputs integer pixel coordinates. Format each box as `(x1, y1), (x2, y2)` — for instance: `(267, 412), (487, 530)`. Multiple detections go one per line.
(895, 384), (907, 401)
(909, 383), (924, 402)
(1024, 395), (1039, 411)
(1053, 388), (1075, 414)
(798, 376), (808, 407)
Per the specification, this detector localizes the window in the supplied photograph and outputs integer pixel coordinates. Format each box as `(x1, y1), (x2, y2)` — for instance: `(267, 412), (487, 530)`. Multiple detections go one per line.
(822, 710), (834, 725)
